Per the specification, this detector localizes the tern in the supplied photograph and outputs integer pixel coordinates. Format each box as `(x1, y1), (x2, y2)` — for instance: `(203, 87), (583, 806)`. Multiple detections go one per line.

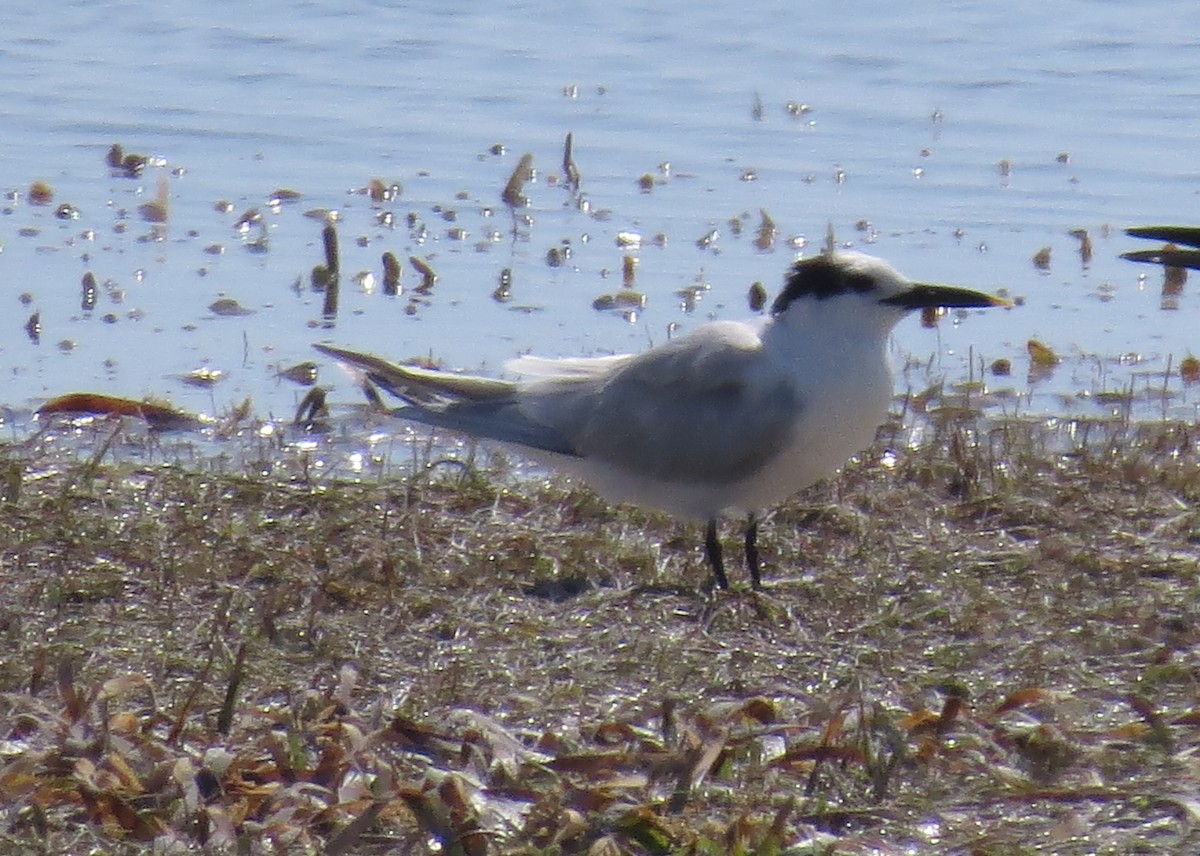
(315, 251), (1008, 589)
(1121, 225), (1200, 270)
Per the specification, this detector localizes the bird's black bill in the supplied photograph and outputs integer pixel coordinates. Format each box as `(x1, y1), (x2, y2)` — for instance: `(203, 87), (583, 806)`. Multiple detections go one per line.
(1121, 248), (1200, 271)
(1125, 225), (1200, 249)
(881, 283), (1011, 311)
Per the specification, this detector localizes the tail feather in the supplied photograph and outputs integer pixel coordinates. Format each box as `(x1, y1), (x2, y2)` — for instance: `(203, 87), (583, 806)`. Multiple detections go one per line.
(314, 342), (579, 457)
(314, 343), (514, 404)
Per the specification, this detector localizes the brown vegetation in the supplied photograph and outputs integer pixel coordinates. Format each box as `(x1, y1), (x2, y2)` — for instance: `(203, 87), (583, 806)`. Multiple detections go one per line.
(2, 415), (1200, 853)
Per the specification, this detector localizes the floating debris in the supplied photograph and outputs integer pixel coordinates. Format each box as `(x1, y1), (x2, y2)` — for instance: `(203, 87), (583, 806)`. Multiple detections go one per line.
(27, 181), (53, 206)
(303, 207), (339, 221)
(622, 255), (638, 287)
(107, 143), (149, 177)
(382, 251), (402, 296)
(562, 132), (581, 188)
(36, 392), (202, 430)
(321, 272), (339, 321)
(270, 187), (303, 204)
(592, 291), (646, 312)
(311, 264), (335, 289)
(311, 224), (341, 301)
(615, 231), (641, 249)
(277, 361), (319, 386)
(753, 209), (776, 252)
(180, 367), (225, 388)
(410, 255), (437, 292)
(546, 242), (573, 268)
(1181, 355), (1200, 385)
(243, 230), (269, 254)
(502, 153), (534, 207)
(354, 271), (376, 293)
(748, 281), (768, 312)
(322, 223), (340, 275)
(1027, 339), (1059, 367)
(138, 173), (170, 223)
(1069, 228), (1093, 267)
(233, 208), (261, 232)
(209, 297), (254, 317)
(363, 178), (402, 203)
(492, 267), (513, 303)
(24, 311), (40, 344)
(1160, 245), (1188, 296)
(675, 274), (711, 313)
(81, 272), (97, 312)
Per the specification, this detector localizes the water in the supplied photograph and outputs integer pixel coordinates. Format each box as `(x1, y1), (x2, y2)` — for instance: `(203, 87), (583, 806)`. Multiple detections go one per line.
(3, 0), (1200, 463)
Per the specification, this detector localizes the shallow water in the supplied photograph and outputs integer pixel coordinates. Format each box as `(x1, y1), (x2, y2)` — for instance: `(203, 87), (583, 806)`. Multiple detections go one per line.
(3, 0), (1200, 466)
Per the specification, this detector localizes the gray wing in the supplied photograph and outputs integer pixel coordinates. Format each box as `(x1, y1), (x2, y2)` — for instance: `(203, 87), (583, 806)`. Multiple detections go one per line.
(517, 322), (802, 484)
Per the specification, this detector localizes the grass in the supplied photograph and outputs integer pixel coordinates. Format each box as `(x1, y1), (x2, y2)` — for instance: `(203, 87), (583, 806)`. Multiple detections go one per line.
(2, 412), (1200, 853)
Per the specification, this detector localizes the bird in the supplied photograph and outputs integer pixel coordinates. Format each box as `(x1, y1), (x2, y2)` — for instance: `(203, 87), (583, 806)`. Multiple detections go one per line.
(315, 251), (1009, 590)
(1121, 225), (1200, 270)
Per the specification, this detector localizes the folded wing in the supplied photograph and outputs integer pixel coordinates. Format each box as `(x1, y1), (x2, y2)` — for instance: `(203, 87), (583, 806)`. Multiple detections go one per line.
(317, 321), (801, 487)
(516, 322), (802, 485)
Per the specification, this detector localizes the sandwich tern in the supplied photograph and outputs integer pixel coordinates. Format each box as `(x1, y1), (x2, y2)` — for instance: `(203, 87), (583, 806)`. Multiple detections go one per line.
(315, 251), (1009, 589)
(1121, 225), (1200, 270)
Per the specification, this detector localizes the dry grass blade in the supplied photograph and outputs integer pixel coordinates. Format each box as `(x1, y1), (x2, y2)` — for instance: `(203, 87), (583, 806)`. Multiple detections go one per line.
(216, 640), (248, 735)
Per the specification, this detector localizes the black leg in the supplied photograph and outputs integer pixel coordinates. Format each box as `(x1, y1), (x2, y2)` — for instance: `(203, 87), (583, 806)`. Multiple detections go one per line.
(745, 513), (762, 589)
(704, 518), (729, 589)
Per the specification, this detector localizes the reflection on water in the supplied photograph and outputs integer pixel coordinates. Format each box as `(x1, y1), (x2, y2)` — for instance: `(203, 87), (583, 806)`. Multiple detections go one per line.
(2, 0), (1200, 468)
